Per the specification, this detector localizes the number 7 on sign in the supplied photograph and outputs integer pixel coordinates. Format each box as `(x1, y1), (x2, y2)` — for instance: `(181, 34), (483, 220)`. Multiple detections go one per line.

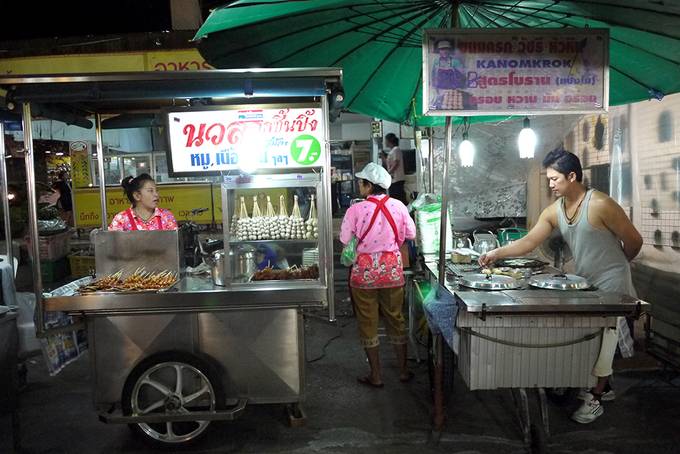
(291, 135), (321, 165)
(296, 139), (313, 161)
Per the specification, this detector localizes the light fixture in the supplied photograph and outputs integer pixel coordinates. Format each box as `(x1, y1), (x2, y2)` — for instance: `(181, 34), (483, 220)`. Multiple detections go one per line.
(55, 152), (64, 156)
(518, 117), (537, 159)
(7, 193), (15, 201)
(45, 150), (52, 154)
(458, 117), (475, 167)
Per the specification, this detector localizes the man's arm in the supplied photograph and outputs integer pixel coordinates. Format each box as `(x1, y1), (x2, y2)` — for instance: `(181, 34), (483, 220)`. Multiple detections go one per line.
(479, 204), (557, 266)
(599, 197), (643, 261)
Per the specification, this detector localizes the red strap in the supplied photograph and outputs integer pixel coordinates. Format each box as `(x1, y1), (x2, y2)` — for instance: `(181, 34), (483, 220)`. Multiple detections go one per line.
(157, 213), (163, 230)
(358, 196), (399, 245)
(125, 208), (138, 231)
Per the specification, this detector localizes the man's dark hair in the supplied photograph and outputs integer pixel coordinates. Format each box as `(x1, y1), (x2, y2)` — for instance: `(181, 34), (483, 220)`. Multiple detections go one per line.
(542, 148), (583, 182)
(384, 133), (398, 148)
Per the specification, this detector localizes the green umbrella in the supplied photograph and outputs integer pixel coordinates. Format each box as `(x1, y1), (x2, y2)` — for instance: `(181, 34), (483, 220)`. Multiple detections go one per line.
(195, 1), (680, 126)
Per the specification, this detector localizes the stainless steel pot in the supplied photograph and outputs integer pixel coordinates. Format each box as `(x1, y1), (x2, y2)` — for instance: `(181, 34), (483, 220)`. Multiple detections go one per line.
(237, 251), (257, 278)
(204, 248), (258, 286)
(204, 250), (228, 286)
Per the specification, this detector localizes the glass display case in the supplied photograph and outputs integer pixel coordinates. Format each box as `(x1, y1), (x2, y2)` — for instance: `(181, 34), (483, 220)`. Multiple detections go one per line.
(221, 171), (328, 286)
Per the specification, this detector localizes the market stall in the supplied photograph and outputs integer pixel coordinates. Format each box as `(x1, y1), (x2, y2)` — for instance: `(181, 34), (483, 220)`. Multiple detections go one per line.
(413, 28), (654, 453)
(0, 69), (341, 447)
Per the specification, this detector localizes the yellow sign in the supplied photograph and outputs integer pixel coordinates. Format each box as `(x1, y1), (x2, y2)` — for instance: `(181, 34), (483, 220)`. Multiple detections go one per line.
(145, 50), (213, 72)
(0, 49), (212, 76)
(74, 183), (215, 228)
(70, 142), (91, 188)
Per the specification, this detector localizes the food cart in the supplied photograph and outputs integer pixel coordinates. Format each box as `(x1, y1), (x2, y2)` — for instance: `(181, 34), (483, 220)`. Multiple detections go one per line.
(0, 69), (341, 447)
(418, 121), (651, 453)
(414, 28), (653, 453)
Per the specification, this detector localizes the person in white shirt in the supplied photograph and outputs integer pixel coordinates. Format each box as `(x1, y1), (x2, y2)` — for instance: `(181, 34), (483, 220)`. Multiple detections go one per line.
(384, 133), (407, 204)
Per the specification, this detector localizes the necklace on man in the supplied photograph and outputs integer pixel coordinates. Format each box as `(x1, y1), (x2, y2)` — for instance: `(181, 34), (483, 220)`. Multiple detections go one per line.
(564, 192), (586, 224)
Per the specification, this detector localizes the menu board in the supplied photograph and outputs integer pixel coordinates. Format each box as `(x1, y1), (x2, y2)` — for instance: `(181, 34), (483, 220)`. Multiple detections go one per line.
(166, 107), (325, 175)
(423, 28), (608, 116)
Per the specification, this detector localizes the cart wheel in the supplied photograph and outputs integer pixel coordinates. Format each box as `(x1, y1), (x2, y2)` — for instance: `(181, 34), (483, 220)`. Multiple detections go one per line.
(530, 423), (547, 454)
(121, 351), (224, 448)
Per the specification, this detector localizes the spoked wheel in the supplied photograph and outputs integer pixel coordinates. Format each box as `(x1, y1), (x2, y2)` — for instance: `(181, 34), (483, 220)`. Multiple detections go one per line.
(122, 352), (224, 447)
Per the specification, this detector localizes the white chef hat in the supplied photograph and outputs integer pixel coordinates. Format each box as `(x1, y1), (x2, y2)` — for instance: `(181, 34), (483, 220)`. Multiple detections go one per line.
(356, 162), (391, 190)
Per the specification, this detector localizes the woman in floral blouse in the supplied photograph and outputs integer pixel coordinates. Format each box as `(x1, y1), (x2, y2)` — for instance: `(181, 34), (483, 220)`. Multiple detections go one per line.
(340, 163), (416, 388)
(109, 174), (177, 231)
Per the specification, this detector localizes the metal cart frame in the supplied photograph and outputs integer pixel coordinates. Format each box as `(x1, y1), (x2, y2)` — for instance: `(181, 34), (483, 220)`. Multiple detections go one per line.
(0, 69), (342, 446)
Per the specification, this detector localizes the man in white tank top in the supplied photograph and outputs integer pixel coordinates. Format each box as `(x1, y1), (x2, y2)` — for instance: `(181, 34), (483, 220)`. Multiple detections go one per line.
(479, 149), (642, 424)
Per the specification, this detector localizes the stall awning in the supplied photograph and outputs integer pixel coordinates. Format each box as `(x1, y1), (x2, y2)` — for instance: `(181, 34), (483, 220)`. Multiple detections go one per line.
(0, 69), (343, 118)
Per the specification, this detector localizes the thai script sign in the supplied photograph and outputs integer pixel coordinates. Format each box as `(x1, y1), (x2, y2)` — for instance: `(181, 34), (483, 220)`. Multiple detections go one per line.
(422, 28), (608, 116)
(166, 107), (325, 175)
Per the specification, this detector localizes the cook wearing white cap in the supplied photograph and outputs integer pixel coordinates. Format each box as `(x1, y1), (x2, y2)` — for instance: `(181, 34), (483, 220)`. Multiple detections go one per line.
(340, 163), (417, 388)
(355, 162), (391, 190)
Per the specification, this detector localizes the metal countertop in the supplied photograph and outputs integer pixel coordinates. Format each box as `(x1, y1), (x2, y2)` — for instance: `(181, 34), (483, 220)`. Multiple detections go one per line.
(423, 261), (649, 316)
(44, 275), (326, 315)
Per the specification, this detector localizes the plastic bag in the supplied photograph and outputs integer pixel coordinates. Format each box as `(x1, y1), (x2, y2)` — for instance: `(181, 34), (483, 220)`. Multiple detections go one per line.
(340, 236), (359, 267)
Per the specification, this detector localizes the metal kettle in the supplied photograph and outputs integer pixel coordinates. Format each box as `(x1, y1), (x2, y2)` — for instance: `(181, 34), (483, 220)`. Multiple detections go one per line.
(452, 232), (472, 249)
(473, 229), (499, 255)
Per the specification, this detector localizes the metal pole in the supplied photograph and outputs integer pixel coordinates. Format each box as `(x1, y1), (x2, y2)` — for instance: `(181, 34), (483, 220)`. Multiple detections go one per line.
(428, 127), (435, 193)
(437, 117), (452, 286)
(321, 95), (335, 322)
(22, 103), (45, 336)
(0, 122), (14, 275)
(95, 114), (108, 229)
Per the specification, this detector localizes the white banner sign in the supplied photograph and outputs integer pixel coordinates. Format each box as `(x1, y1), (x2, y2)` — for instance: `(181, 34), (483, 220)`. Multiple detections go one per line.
(166, 107), (325, 174)
(423, 28), (609, 116)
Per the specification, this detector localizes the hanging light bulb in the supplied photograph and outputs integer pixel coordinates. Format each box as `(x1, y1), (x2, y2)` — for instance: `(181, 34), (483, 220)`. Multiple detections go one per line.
(518, 117), (537, 159)
(458, 131), (475, 167)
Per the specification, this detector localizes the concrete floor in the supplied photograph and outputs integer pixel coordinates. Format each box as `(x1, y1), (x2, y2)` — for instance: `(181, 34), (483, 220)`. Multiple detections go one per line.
(2, 294), (680, 454)
(2, 245), (680, 453)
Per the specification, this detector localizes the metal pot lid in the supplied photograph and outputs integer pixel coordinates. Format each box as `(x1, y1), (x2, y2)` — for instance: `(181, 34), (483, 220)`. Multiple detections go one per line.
(459, 273), (520, 290)
(529, 273), (590, 290)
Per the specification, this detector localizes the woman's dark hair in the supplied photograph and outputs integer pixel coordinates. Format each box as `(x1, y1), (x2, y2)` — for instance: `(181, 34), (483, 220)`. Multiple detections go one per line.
(360, 178), (387, 195)
(384, 133), (398, 148)
(542, 148), (583, 182)
(121, 173), (155, 205)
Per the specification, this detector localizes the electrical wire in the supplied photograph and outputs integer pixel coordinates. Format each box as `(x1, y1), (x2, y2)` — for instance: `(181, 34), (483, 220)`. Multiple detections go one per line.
(303, 311), (351, 363)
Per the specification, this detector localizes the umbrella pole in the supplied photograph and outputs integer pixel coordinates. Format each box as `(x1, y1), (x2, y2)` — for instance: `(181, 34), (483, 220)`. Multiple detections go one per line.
(432, 117), (452, 434)
(428, 127), (435, 193)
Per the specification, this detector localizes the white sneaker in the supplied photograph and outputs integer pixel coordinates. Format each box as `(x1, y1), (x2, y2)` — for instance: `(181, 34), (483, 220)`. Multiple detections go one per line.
(572, 394), (604, 424)
(577, 388), (616, 401)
